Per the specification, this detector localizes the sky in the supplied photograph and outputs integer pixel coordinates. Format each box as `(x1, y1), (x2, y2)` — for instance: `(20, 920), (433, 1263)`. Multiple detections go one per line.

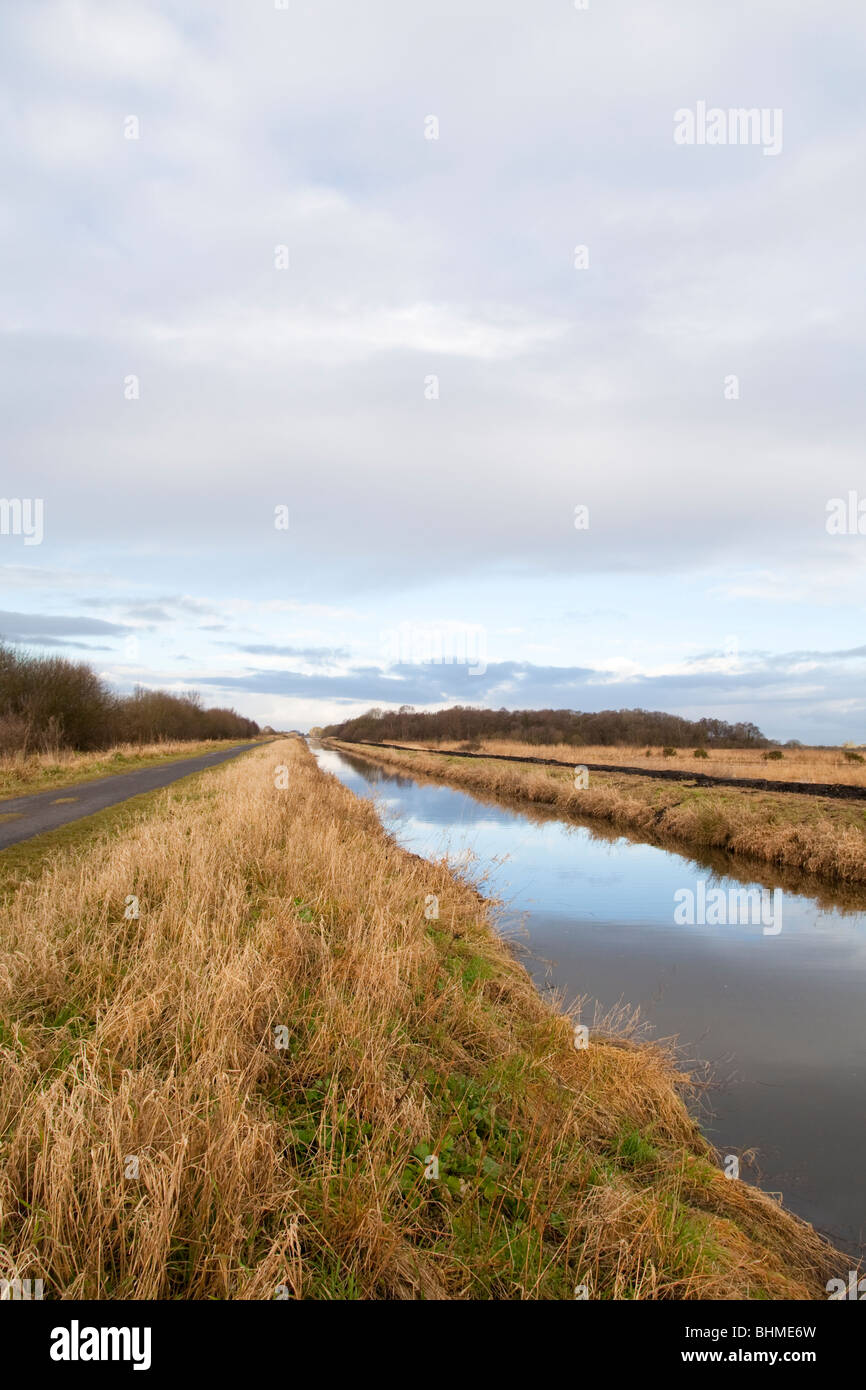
(2, 0), (865, 740)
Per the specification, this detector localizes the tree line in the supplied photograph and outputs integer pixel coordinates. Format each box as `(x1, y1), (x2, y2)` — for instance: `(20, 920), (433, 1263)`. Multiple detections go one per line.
(0, 644), (260, 752)
(322, 705), (770, 748)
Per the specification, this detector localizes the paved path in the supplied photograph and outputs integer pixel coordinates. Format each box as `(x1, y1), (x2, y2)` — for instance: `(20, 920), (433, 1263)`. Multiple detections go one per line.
(0, 743), (260, 850)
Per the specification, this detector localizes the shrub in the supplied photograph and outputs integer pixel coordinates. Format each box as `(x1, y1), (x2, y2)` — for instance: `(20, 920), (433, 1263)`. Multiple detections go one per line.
(763, 750), (784, 761)
(843, 750), (864, 764)
(694, 748), (709, 759)
(0, 643), (259, 752)
(0, 644), (116, 751)
(662, 747), (677, 757)
(0, 713), (31, 754)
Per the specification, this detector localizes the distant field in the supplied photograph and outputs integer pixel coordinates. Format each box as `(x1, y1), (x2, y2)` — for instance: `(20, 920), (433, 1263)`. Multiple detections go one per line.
(391, 739), (866, 787)
(0, 739), (262, 799)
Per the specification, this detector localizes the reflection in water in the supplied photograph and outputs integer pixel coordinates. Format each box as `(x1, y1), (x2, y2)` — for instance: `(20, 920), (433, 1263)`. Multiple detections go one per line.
(312, 742), (866, 1258)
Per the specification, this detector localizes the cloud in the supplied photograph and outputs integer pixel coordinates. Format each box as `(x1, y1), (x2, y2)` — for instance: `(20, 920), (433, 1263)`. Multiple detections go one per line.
(4, 0), (863, 596)
(6, 637), (112, 651)
(84, 595), (220, 618)
(228, 643), (350, 661)
(0, 610), (130, 638)
(1, 564), (114, 590)
(145, 301), (567, 370)
(122, 605), (172, 622)
(193, 643), (859, 707)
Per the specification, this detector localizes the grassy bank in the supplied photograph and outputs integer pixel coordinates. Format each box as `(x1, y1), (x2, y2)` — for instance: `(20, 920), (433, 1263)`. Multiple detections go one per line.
(0, 738), (844, 1298)
(333, 740), (866, 886)
(0, 738), (263, 801)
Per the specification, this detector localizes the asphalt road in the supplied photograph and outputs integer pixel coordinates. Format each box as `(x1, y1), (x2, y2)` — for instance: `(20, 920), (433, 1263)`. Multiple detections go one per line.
(0, 742), (260, 850)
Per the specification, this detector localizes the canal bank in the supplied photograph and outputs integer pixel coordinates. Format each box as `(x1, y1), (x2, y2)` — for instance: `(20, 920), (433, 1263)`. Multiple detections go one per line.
(316, 739), (866, 1260)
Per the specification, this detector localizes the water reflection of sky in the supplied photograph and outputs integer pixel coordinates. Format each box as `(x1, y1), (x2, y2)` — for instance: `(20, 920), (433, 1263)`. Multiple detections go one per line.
(318, 746), (866, 944)
(314, 744), (866, 1257)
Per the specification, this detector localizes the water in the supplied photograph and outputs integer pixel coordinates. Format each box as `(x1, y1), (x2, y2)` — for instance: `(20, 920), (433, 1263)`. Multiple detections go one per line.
(312, 742), (866, 1257)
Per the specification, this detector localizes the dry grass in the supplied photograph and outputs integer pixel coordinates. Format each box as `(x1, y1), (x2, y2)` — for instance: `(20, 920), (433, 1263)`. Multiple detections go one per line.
(399, 739), (866, 787)
(0, 739), (255, 800)
(0, 739), (846, 1299)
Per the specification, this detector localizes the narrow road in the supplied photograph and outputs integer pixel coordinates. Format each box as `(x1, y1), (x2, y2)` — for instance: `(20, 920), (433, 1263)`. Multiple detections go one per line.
(0, 743), (260, 850)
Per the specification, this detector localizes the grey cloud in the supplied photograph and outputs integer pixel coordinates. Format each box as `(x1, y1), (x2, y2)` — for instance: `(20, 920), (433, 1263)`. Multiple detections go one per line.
(84, 595), (219, 619)
(6, 636), (112, 651)
(122, 606), (173, 622)
(228, 643), (351, 660)
(0, 610), (130, 637)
